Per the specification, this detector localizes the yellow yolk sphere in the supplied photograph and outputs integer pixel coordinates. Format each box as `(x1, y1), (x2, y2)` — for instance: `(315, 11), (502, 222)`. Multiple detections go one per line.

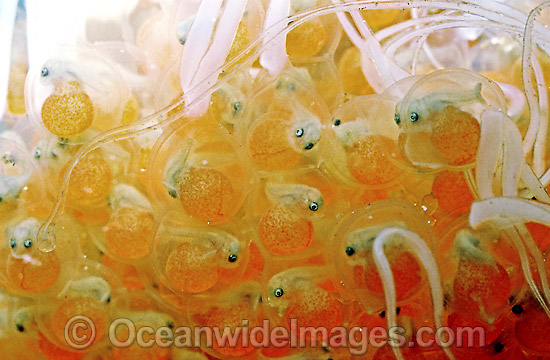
(338, 46), (375, 96)
(226, 22), (252, 62)
(177, 167), (236, 223)
(248, 117), (301, 170)
(165, 242), (219, 293)
(429, 105), (481, 166)
(7, 251), (61, 291)
(346, 134), (401, 185)
(104, 207), (154, 259)
(286, 19), (325, 58)
(120, 92), (139, 126)
(361, 9), (406, 30)
(356, 250), (423, 301)
(41, 81), (94, 137)
(431, 170), (474, 212)
(63, 151), (112, 204)
(51, 297), (107, 347)
(258, 205), (313, 255)
(207, 304), (259, 356)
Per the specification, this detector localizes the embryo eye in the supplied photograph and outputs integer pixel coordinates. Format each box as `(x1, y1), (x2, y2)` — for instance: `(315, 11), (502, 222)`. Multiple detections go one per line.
(233, 102), (242, 113)
(228, 254), (238, 263)
(410, 112), (419, 122)
(394, 113), (401, 124)
(24, 239), (32, 248)
(304, 142), (314, 150)
(295, 128), (304, 137)
(274, 288), (284, 297)
(309, 202), (319, 211)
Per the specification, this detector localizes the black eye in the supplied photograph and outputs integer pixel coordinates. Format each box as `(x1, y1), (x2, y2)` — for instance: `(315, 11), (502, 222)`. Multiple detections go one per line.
(333, 119), (341, 126)
(410, 112), (419, 122)
(274, 288), (284, 297)
(511, 304), (523, 315)
(10, 239), (16, 249)
(228, 254), (238, 263)
(345, 246), (355, 256)
(494, 343), (504, 353)
(304, 142), (314, 150)
(24, 239), (32, 248)
(41, 67), (49, 77)
(295, 128), (304, 137)
(309, 202), (319, 211)
(16, 324), (24, 332)
(394, 113), (401, 124)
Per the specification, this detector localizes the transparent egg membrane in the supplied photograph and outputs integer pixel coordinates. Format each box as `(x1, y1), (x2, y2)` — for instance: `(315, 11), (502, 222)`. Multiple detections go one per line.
(2, 0), (550, 359)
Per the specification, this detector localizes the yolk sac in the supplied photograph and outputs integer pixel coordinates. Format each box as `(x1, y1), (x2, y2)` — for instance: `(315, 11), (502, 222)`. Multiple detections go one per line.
(452, 232), (512, 322)
(102, 255), (143, 290)
(283, 286), (342, 332)
(337, 46), (375, 96)
(345, 134), (402, 185)
(514, 302), (550, 355)
(431, 170), (475, 213)
(360, 8), (406, 31)
(165, 242), (219, 294)
(207, 303), (259, 357)
(103, 207), (154, 260)
(119, 92), (139, 126)
(355, 246), (424, 301)
(258, 205), (313, 255)
(63, 151), (112, 205)
(447, 312), (505, 350)
(50, 297), (107, 348)
(7, 251), (61, 292)
(225, 22), (252, 63)
(429, 105), (481, 166)
(176, 167), (236, 224)
(111, 311), (174, 359)
(248, 115), (302, 170)
(241, 243), (264, 281)
(38, 333), (83, 360)
(525, 222), (550, 250)
(40, 81), (94, 137)
(286, 18), (326, 58)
